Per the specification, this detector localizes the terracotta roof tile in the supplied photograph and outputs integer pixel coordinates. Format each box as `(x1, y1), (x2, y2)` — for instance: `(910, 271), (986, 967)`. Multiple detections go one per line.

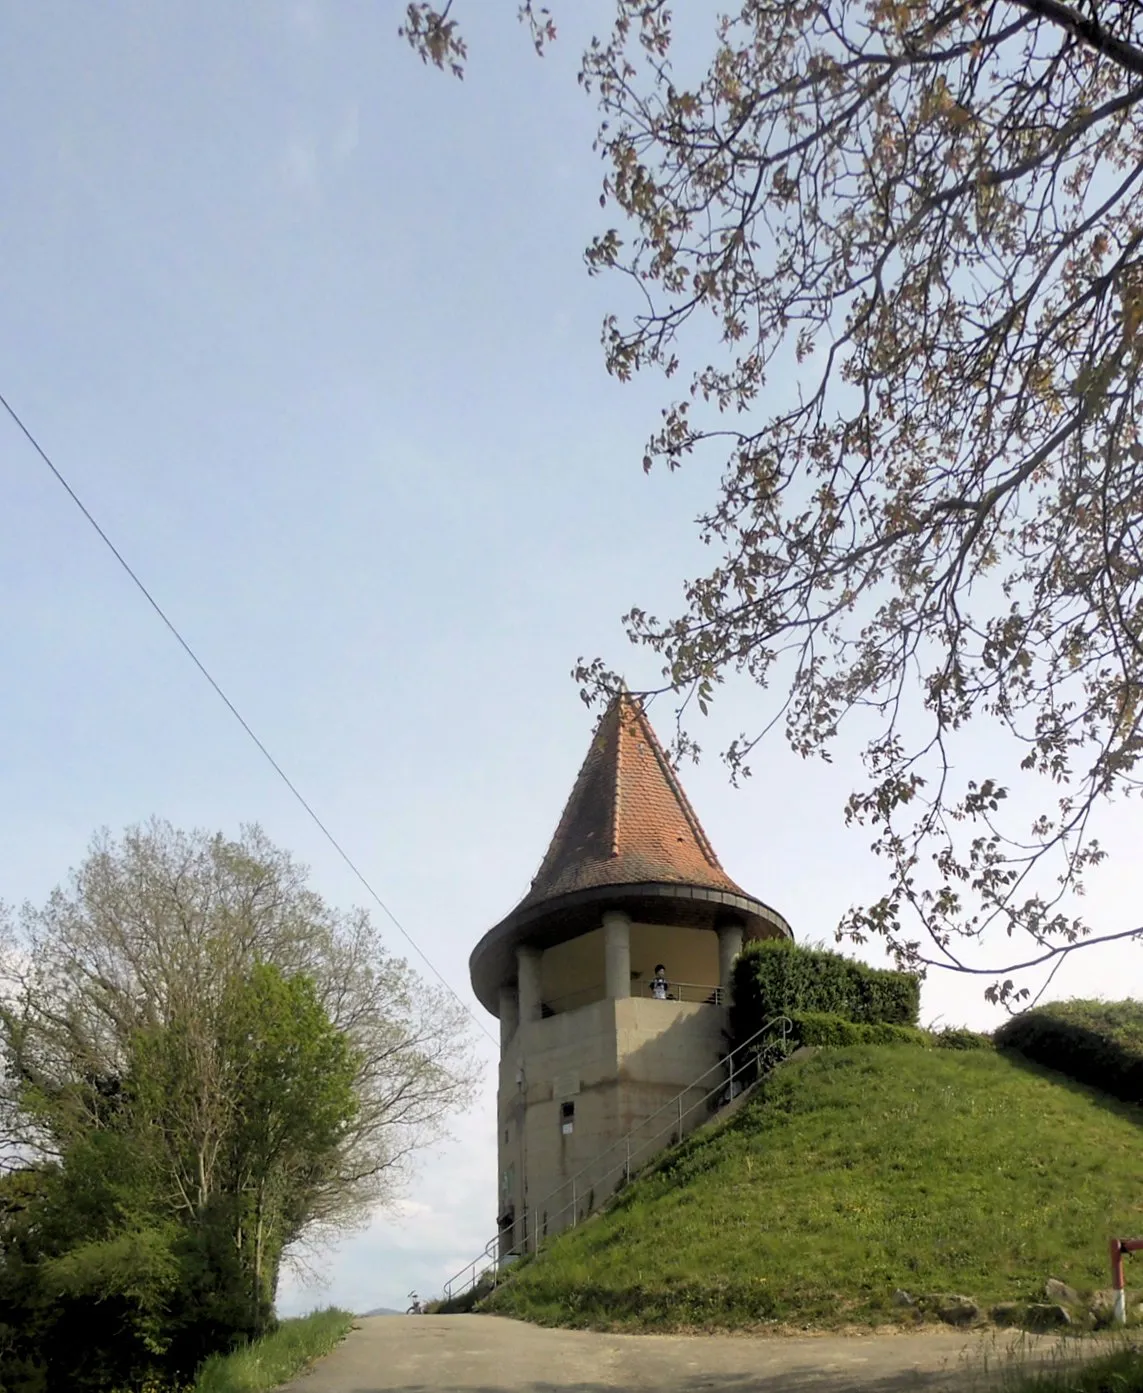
(517, 692), (748, 909)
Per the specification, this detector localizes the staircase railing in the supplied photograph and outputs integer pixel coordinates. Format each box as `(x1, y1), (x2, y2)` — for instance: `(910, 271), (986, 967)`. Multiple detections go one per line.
(440, 1012), (792, 1303)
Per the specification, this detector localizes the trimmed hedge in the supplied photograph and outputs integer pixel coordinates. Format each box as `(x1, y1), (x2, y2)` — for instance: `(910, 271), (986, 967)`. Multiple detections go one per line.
(786, 1012), (993, 1051)
(995, 999), (1143, 1105)
(730, 939), (920, 1050)
(933, 1027), (993, 1051)
(788, 1011), (929, 1048)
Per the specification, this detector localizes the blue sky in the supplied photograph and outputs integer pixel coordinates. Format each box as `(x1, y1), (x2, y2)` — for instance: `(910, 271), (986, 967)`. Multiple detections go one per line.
(1, 0), (1138, 1316)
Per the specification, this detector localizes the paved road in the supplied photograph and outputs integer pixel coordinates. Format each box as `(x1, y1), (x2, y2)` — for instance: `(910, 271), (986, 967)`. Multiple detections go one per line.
(281, 1314), (1070, 1393)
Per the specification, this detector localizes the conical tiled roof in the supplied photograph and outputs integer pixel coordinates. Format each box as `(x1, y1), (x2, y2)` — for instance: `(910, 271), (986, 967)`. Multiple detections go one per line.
(469, 690), (791, 1014)
(516, 691), (749, 909)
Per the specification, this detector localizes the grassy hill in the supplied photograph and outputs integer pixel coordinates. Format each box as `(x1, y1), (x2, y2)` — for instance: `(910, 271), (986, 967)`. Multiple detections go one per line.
(485, 1045), (1143, 1331)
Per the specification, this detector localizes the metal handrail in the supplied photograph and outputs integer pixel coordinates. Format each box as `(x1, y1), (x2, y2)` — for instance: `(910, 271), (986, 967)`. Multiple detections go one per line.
(636, 979), (722, 1004)
(541, 979), (723, 1013)
(440, 1012), (791, 1302)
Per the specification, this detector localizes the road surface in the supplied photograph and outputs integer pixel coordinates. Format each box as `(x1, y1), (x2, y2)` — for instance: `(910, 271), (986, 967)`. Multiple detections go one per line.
(281, 1313), (1071, 1393)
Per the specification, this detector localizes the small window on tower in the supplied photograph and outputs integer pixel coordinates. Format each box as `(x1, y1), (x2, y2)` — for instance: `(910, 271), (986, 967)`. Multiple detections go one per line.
(560, 1101), (574, 1135)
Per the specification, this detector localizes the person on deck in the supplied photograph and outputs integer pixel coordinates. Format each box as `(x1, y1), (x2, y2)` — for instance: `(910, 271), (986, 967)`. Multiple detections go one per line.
(650, 964), (670, 1000)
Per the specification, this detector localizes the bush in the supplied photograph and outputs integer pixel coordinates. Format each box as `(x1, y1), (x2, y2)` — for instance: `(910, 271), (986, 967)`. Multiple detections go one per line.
(785, 1014), (993, 1051)
(779, 1014), (996, 1047)
(787, 1011), (929, 1048)
(933, 1027), (993, 1051)
(995, 999), (1143, 1105)
(730, 940), (920, 1050)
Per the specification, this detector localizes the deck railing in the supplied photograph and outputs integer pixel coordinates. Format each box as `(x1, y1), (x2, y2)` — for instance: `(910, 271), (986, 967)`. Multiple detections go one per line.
(636, 979), (722, 1005)
(540, 979), (722, 1015)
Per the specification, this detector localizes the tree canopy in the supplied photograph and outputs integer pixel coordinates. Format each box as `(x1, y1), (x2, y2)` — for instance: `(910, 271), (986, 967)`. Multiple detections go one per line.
(0, 822), (478, 1391)
(405, 0), (1143, 998)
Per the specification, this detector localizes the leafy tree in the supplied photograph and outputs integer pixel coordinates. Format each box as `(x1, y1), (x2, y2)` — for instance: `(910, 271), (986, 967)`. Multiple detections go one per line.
(0, 1124), (179, 1392)
(0, 1168), (52, 1393)
(209, 964), (358, 1326)
(2, 962), (372, 1389)
(0, 823), (478, 1387)
(0, 822), (476, 1219)
(399, 2), (556, 76)
(405, 1), (1143, 998)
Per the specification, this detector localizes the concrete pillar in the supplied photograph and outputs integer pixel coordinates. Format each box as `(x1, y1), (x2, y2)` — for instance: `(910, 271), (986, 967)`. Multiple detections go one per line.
(498, 983), (520, 1049)
(717, 922), (744, 996)
(603, 909), (632, 1000)
(517, 945), (543, 1024)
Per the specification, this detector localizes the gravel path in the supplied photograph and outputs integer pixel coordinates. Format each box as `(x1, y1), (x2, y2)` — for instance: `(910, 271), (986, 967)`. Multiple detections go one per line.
(281, 1313), (1068, 1393)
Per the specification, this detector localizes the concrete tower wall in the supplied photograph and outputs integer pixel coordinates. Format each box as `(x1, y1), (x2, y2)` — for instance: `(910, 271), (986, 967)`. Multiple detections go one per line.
(496, 986), (728, 1251)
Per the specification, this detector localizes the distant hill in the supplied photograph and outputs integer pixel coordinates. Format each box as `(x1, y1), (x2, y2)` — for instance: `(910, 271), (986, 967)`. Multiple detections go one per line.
(485, 1044), (1143, 1331)
(361, 1307), (403, 1317)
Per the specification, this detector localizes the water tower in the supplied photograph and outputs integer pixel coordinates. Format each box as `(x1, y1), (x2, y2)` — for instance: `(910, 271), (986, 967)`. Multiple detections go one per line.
(469, 692), (791, 1252)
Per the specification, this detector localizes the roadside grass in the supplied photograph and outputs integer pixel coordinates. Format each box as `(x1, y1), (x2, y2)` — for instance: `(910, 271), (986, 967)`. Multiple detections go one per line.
(486, 1047), (1143, 1332)
(192, 1308), (354, 1393)
(1009, 1346), (1143, 1393)
(988, 1337), (1143, 1393)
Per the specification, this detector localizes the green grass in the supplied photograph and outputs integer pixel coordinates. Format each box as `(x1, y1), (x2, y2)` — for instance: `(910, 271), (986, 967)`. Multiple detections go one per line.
(997, 1342), (1143, 1393)
(486, 1046), (1143, 1332)
(191, 1308), (354, 1393)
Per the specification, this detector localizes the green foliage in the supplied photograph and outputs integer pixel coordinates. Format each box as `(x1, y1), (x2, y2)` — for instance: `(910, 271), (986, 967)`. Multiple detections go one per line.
(933, 1027), (994, 1051)
(730, 940), (920, 1055)
(0, 1169), (52, 1393)
(191, 1308), (353, 1393)
(487, 1046), (1143, 1331)
(787, 1010), (930, 1048)
(1, 822), (474, 1392)
(787, 1013), (993, 1050)
(0, 1128), (185, 1391)
(0, 967), (358, 1392)
(41, 1224), (180, 1315)
(221, 963), (359, 1183)
(996, 1000), (1143, 1105)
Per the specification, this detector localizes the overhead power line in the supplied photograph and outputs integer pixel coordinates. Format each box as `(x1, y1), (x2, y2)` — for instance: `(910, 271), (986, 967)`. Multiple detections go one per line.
(1, 389), (496, 1047)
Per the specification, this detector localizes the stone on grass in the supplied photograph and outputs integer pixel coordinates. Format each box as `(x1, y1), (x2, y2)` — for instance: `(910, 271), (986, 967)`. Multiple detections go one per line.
(1023, 1303), (1072, 1331)
(892, 1290), (915, 1308)
(1089, 1290), (1116, 1320)
(990, 1303), (1023, 1327)
(1044, 1278), (1080, 1306)
(926, 1294), (980, 1326)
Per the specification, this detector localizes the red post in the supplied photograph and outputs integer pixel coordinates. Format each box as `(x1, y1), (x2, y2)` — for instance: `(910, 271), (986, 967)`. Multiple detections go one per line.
(1109, 1237), (1143, 1324)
